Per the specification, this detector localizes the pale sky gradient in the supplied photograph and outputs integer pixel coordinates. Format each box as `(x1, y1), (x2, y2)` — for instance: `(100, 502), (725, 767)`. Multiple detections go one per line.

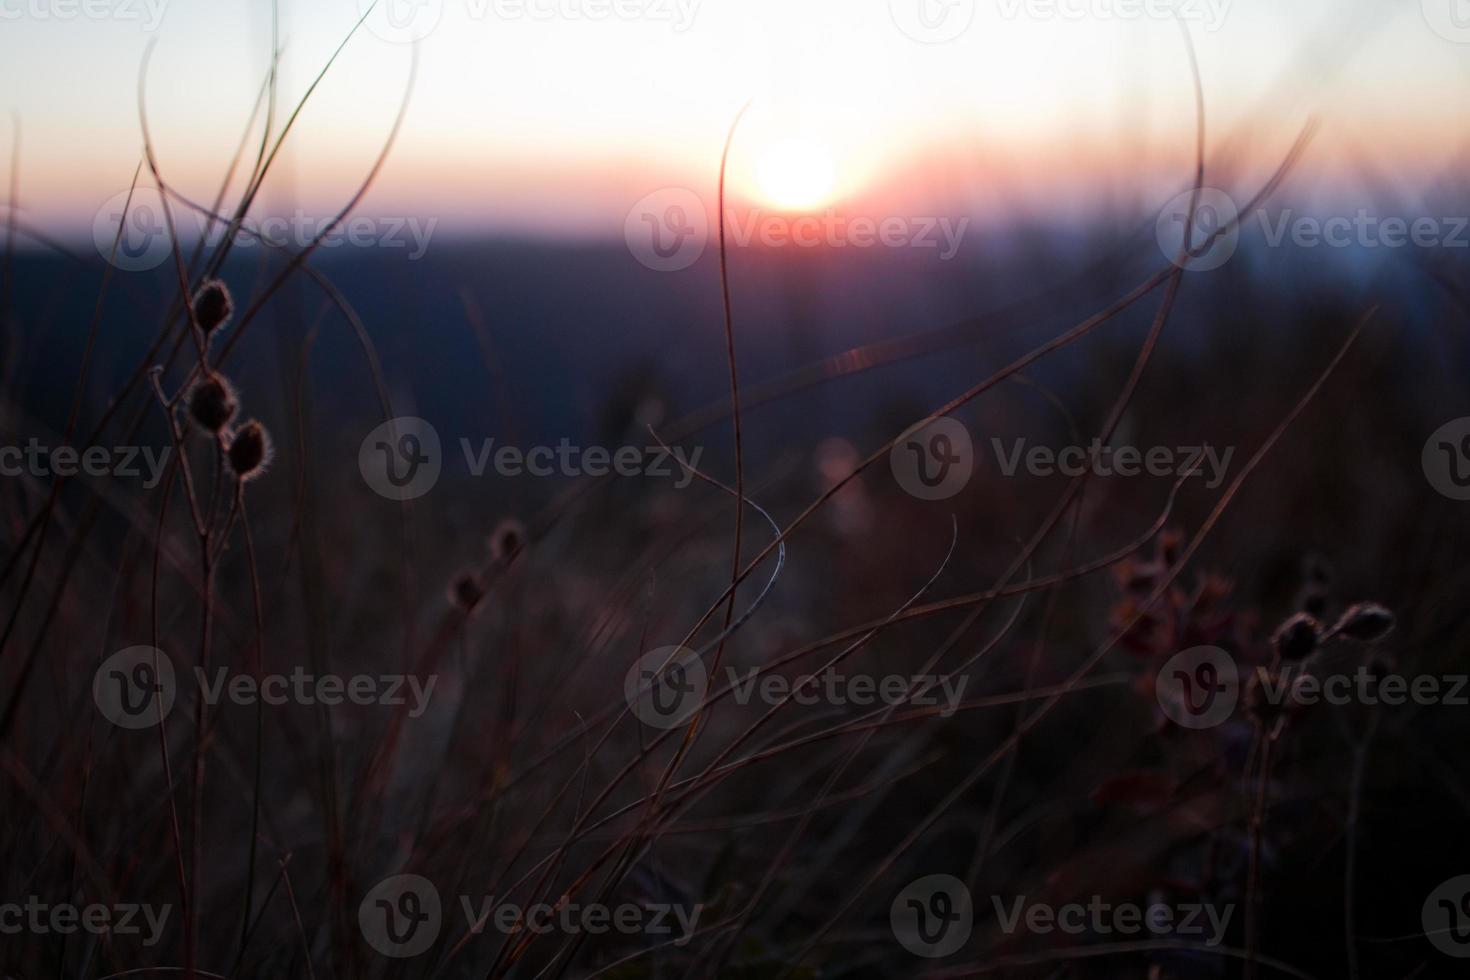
(3, 0), (1469, 243)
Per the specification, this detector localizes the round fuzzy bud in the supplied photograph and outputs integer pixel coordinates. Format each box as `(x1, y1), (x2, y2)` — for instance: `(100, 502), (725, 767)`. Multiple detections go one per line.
(1272, 613), (1321, 662)
(488, 519), (526, 562)
(192, 279), (234, 334)
(449, 571), (485, 613)
(1332, 603), (1395, 643)
(227, 420), (271, 481)
(187, 376), (238, 433)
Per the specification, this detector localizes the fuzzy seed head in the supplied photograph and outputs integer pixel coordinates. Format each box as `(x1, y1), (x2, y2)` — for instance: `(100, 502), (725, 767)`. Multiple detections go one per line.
(227, 420), (271, 481)
(488, 519), (526, 562)
(450, 571), (485, 613)
(187, 376), (238, 434)
(193, 279), (234, 334)
(1333, 602), (1395, 643)
(1273, 612), (1321, 662)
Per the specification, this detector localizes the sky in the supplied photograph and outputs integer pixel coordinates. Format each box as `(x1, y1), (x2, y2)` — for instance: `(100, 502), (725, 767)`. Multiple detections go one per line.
(2, 0), (1469, 245)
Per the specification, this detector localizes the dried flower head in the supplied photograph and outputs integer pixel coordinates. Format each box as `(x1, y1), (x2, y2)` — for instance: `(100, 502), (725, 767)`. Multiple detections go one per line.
(193, 279), (234, 334)
(1273, 612), (1321, 662)
(449, 571), (485, 613)
(186, 375), (238, 434)
(226, 420), (271, 481)
(1332, 602), (1395, 643)
(488, 519), (526, 562)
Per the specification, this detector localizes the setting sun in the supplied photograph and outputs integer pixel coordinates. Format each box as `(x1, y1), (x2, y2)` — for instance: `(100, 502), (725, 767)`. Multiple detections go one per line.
(752, 137), (838, 211)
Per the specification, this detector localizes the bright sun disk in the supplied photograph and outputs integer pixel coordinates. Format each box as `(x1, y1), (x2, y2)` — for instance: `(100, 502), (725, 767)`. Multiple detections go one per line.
(753, 138), (837, 211)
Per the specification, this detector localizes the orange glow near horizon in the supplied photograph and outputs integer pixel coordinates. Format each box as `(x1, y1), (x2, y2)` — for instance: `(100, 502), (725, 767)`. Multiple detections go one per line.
(4, 0), (1470, 244)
